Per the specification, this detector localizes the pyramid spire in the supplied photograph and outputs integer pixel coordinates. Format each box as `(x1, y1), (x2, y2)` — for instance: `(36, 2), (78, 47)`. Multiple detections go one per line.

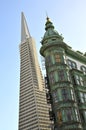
(21, 12), (31, 42)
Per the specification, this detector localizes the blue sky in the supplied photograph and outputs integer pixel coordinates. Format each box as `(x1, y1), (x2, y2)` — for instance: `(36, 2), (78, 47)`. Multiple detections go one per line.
(0, 1), (86, 130)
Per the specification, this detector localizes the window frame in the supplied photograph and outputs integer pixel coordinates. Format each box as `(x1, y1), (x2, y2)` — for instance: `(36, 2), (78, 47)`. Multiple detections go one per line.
(58, 70), (65, 81)
(80, 92), (86, 103)
(54, 53), (61, 63)
(45, 55), (52, 67)
(75, 74), (84, 86)
(80, 65), (86, 74)
(67, 59), (77, 69)
(52, 90), (58, 103)
(49, 71), (55, 85)
(61, 88), (69, 101)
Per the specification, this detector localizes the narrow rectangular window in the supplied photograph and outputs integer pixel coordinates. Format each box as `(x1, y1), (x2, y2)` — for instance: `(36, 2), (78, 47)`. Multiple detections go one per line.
(84, 111), (86, 122)
(75, 75), (84, 86)
(75, 75), (80, 85)
(84, 93), (86, 102)
(80, 77), (84, 86)
(55, 53), (61, 63)
(75, 109), (79, 121)
(58, 70), (65, 81)
(62, 89), (68, 101)
(71, 89), (75, 101)
(80, 92), (84, 103)
(45, 56), (52, 66)
(49, 72), (55, 84)
(57, 111), (62, 124)
(52, 90), (58, 103)
(80, 112), (85, 122)
(66, 109), (72, 121)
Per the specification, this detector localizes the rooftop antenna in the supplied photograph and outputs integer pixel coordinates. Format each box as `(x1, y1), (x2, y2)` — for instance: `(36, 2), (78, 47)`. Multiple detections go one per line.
(45, 11), (50, 22)
(46, 11), (48, 18)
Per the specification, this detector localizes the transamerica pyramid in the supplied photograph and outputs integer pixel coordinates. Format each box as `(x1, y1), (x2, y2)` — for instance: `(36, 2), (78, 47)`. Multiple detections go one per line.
(18, 12), (52, 130)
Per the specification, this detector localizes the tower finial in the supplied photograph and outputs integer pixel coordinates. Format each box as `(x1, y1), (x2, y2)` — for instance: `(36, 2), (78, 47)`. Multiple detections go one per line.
(46, 11), (48, 18)
(45, 11), (50, 22)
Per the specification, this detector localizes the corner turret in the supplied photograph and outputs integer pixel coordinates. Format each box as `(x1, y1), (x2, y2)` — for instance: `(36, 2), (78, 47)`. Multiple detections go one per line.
(41, 17), (63, 45)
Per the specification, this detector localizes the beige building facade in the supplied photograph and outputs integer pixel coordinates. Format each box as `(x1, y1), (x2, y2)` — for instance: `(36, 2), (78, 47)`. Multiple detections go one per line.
(18, 13), (51, 130)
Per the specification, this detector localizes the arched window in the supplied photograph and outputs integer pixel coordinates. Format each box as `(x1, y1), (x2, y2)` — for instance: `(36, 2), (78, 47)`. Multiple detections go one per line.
(80, 66), (86, 74)
(67, 59), (77, 69)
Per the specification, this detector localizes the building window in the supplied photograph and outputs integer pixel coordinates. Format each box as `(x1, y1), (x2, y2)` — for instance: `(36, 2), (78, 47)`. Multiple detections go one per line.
(67, 59), (77, 69)
(61, 89), (68, 101)
(63, 55), (66, 64)
(75, 109), (79, 121)
(66, 71), (70, 81)
(52, 38), (56, 41)
(66, 109), (72, 121)
(44, 40), (47, 44)
(62, 108), (79, 122)
(70, 89), (75, 101)
(58, 70), (65, 81)
(75, 75), (84, 86)
(45, 56), (52, 67)
(80, 92), (84, 103)
(57, 111), (62, 124)
(80, 92), (86, 103)
(49, 72), (55, 84)
(80, 112), (85, 122)
(85, 93), (86, 102)
(52, 90), (58, 103)
(54, 53), (61, 63)
(81, 66), (86, 74)
(84, 111), (86, 122)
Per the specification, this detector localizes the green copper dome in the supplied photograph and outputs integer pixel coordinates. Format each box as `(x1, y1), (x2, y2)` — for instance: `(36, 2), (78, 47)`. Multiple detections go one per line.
(41, 17), (63, 44)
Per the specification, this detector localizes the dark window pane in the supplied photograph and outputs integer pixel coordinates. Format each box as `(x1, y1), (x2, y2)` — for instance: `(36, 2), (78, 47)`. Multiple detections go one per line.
(67, 59), (77, 69)
(80, 112), (85, 122)
(46, 56), (52, 66)
(66, 109), (72, 121)
(49, 72), (55, 84)
(81, 66), (86, 74)
(58, 70), (65, 81)
(52, 90), (58, 103)
(62, 89), (68, 101)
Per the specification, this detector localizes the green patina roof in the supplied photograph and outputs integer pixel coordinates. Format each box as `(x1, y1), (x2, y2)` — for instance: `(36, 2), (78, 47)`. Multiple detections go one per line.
(40, 18), (86, 64)
(41, 17), (63, 44)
